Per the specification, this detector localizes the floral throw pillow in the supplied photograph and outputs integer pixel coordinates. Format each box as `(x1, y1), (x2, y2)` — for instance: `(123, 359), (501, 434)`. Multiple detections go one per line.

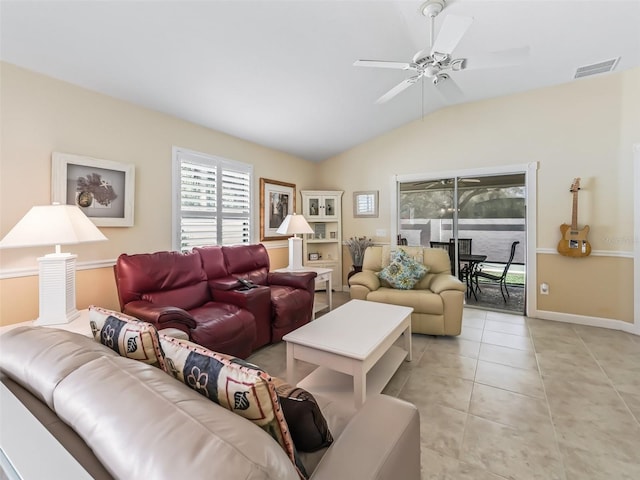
(159, 334), (307, 479)
(88, 305), (166, 370)
(378, 249), (429, 290)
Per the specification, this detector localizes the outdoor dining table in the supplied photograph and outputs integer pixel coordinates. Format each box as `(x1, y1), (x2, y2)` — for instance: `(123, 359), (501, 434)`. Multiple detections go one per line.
(459, 253), (487, 300)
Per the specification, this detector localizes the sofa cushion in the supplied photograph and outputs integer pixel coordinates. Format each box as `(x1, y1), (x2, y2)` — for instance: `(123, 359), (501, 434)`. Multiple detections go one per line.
(378, 250), (428, 290)
(54, 355), (302, 479)
(88, 306), (166, 370)
(158, 335), (306, 478)
(273, 377), (333, 452)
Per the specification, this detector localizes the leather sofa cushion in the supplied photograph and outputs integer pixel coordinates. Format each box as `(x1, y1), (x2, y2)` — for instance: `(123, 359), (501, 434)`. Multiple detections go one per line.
(88, 306), (166, 370)
(158, 335), (306, 478)
(367, 288), (444, 315)
(222, 244), (270, 284)
(54, 355), (301, 479)
(142, 281), (211, 311)
(188, 302), (257, 359)
(0, 327), (117, 409)
(115, 250), (209, 308)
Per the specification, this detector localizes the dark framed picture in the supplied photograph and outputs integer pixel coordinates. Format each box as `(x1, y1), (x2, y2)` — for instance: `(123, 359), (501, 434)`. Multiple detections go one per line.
(52, 152), (135, 227)
(259, 178), (295, 241)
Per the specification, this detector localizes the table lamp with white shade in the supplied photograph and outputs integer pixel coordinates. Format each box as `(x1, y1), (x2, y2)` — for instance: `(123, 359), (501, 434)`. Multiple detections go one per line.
(276, 213), (314, 270)
(0, 203), (107, 325)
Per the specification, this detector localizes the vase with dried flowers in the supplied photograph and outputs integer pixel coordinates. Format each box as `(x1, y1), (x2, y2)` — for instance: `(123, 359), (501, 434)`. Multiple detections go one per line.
(346, 236), (374, 280)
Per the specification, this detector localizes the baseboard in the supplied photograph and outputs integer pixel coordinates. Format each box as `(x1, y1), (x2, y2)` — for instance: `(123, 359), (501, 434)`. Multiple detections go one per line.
(534, 309), (639, 336)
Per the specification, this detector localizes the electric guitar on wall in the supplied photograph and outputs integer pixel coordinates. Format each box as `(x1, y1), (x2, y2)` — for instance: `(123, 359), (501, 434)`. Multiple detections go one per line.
(557, 178), (591, 257)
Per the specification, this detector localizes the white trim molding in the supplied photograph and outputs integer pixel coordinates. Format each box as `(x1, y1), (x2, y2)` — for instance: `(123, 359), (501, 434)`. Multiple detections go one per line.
(634, 143), (640, 334)
(0, 259), (116, 280)
(536, 248), (634, 258)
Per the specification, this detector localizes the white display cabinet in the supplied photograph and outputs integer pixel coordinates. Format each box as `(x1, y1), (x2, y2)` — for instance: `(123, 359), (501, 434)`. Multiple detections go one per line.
(301, 190), (343, 290)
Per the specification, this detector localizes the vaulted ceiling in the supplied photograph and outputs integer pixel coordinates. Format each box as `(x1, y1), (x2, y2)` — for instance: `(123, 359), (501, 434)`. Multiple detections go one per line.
(1, 0), (639, 162)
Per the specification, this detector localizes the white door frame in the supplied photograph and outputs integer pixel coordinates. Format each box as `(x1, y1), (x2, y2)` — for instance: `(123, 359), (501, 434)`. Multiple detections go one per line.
(391, 162), (538, 316)
(634, 144), (640, 334)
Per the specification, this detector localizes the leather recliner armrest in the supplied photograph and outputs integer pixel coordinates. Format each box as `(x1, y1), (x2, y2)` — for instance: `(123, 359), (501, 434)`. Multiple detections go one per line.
(311, 395), (420, 480)
(212, 286), (271, 311)
(348, 271), (380, 291)
(268, 271), (317, 291)
(428, 274), (466, 294)
(123, 301), (197, 330)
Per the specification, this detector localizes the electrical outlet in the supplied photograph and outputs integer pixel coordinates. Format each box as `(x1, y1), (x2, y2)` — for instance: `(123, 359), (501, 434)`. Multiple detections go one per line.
(540, 283), (549, 295)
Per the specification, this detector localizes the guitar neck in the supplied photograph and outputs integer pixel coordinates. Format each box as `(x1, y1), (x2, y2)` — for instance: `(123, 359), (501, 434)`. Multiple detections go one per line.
(571, 190), (578, 230)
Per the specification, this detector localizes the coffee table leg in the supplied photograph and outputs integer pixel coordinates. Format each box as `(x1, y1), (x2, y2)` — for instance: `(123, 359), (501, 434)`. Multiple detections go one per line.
(286, 342), (296, 385)
(404, 324), (412, 361)
(353, 368), (366, 408)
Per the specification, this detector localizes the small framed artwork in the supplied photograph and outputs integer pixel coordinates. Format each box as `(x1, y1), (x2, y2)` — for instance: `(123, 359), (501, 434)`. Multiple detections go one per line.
(260, 178), (295, 241)
(353, 190), (379, 218)
(52, 152), (135, 227)
(308, 253), (320, 261)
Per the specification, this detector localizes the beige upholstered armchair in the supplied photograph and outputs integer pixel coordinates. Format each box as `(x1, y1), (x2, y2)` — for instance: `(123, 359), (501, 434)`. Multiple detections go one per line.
(349, 246), (466, 336)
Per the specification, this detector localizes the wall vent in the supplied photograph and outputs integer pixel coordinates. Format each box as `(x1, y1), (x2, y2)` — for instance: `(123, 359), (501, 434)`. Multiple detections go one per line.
(574, 57), (620, 79)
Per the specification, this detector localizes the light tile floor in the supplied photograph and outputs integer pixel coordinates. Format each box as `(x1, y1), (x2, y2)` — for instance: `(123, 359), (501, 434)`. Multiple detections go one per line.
(248, 292), (640, 480)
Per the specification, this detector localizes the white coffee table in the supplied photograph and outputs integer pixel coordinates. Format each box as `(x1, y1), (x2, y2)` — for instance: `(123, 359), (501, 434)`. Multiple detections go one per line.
(283, 299), (413, 408)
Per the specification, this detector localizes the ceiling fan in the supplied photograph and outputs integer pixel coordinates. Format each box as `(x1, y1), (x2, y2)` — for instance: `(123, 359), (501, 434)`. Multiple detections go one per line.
(354, 0), (530, 104)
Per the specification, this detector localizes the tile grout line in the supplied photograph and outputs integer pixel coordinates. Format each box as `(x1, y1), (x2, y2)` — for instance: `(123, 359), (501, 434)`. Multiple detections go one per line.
(528, 316), (570, 480)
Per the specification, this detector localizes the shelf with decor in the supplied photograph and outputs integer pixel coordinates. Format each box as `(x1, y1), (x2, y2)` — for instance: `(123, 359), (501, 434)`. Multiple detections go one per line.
(301, 190), (343, 291)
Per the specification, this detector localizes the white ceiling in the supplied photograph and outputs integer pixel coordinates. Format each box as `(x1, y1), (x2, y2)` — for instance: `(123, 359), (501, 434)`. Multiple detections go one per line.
(1, 0), (639, 162)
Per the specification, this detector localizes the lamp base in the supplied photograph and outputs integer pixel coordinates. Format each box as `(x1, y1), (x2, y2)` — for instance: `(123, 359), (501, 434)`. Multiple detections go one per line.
(286, 236), (305, 270)
(33, 253), (80, 326)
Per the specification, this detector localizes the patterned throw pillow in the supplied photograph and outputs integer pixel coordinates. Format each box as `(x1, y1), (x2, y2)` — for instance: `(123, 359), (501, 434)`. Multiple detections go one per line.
(378, 249), (429, 290)
(88, 305), (166, 370)
(159, 335), (307, 479)
(272, 377), (333, 452)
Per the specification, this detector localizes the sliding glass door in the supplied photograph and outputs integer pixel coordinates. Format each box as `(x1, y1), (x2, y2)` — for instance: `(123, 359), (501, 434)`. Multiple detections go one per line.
(398, 173), (526, 313)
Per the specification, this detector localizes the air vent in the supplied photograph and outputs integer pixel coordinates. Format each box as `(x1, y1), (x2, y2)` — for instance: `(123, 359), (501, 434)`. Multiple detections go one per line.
(574, 57), (620, 79)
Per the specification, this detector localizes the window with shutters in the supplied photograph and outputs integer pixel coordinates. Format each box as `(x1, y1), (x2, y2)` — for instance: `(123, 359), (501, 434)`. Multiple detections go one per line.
(172, 147), (252, 251)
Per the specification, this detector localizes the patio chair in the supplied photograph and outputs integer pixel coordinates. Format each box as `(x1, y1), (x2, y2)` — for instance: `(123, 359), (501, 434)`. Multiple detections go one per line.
(449, 238), (473, 281)
(472, 241), (520, 302)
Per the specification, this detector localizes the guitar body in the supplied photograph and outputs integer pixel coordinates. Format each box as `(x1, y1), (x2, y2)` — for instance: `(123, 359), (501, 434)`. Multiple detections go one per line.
(557, 223), (591, 257)
(557, 178), (591, 257)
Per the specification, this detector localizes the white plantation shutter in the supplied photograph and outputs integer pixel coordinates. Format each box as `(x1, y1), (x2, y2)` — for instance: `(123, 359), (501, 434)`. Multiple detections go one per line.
(173, 148), (252, 251)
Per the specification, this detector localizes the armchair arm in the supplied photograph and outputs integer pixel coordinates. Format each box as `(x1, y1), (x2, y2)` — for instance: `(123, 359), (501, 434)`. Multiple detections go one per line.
(428, 274), (466, 294)
(348, 271), (380, 292)
(123, 301), (197, 330)
(311, 395), (420, 480)
(268, 271), (317, 291)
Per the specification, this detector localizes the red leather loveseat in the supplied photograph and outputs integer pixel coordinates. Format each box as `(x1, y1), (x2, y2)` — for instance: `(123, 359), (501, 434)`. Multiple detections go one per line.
(114, 244), (316, 358)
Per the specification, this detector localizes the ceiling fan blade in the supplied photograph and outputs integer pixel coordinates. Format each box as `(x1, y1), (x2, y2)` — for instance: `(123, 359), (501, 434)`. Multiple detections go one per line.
(353, 60), (412, 70)
(434, 75), (464, 102)
(431, 15), (473, 56)
(464, 46), (530, 70)
(375, 76), (420, 104)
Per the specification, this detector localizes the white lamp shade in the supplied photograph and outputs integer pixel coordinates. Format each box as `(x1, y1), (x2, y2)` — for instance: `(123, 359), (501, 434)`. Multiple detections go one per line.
(276, 213), (314, 235)
(0, 204), (107, 250)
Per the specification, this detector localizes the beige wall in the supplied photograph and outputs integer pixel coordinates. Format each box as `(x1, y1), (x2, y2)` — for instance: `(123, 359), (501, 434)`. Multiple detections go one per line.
(2, 62), (638, 326)
(0, 62), (312, 325)
(319, 68), (640, 323)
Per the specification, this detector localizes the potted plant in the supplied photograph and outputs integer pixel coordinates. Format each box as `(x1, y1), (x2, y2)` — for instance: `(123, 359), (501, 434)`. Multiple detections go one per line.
(346, 236), (374, 279)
